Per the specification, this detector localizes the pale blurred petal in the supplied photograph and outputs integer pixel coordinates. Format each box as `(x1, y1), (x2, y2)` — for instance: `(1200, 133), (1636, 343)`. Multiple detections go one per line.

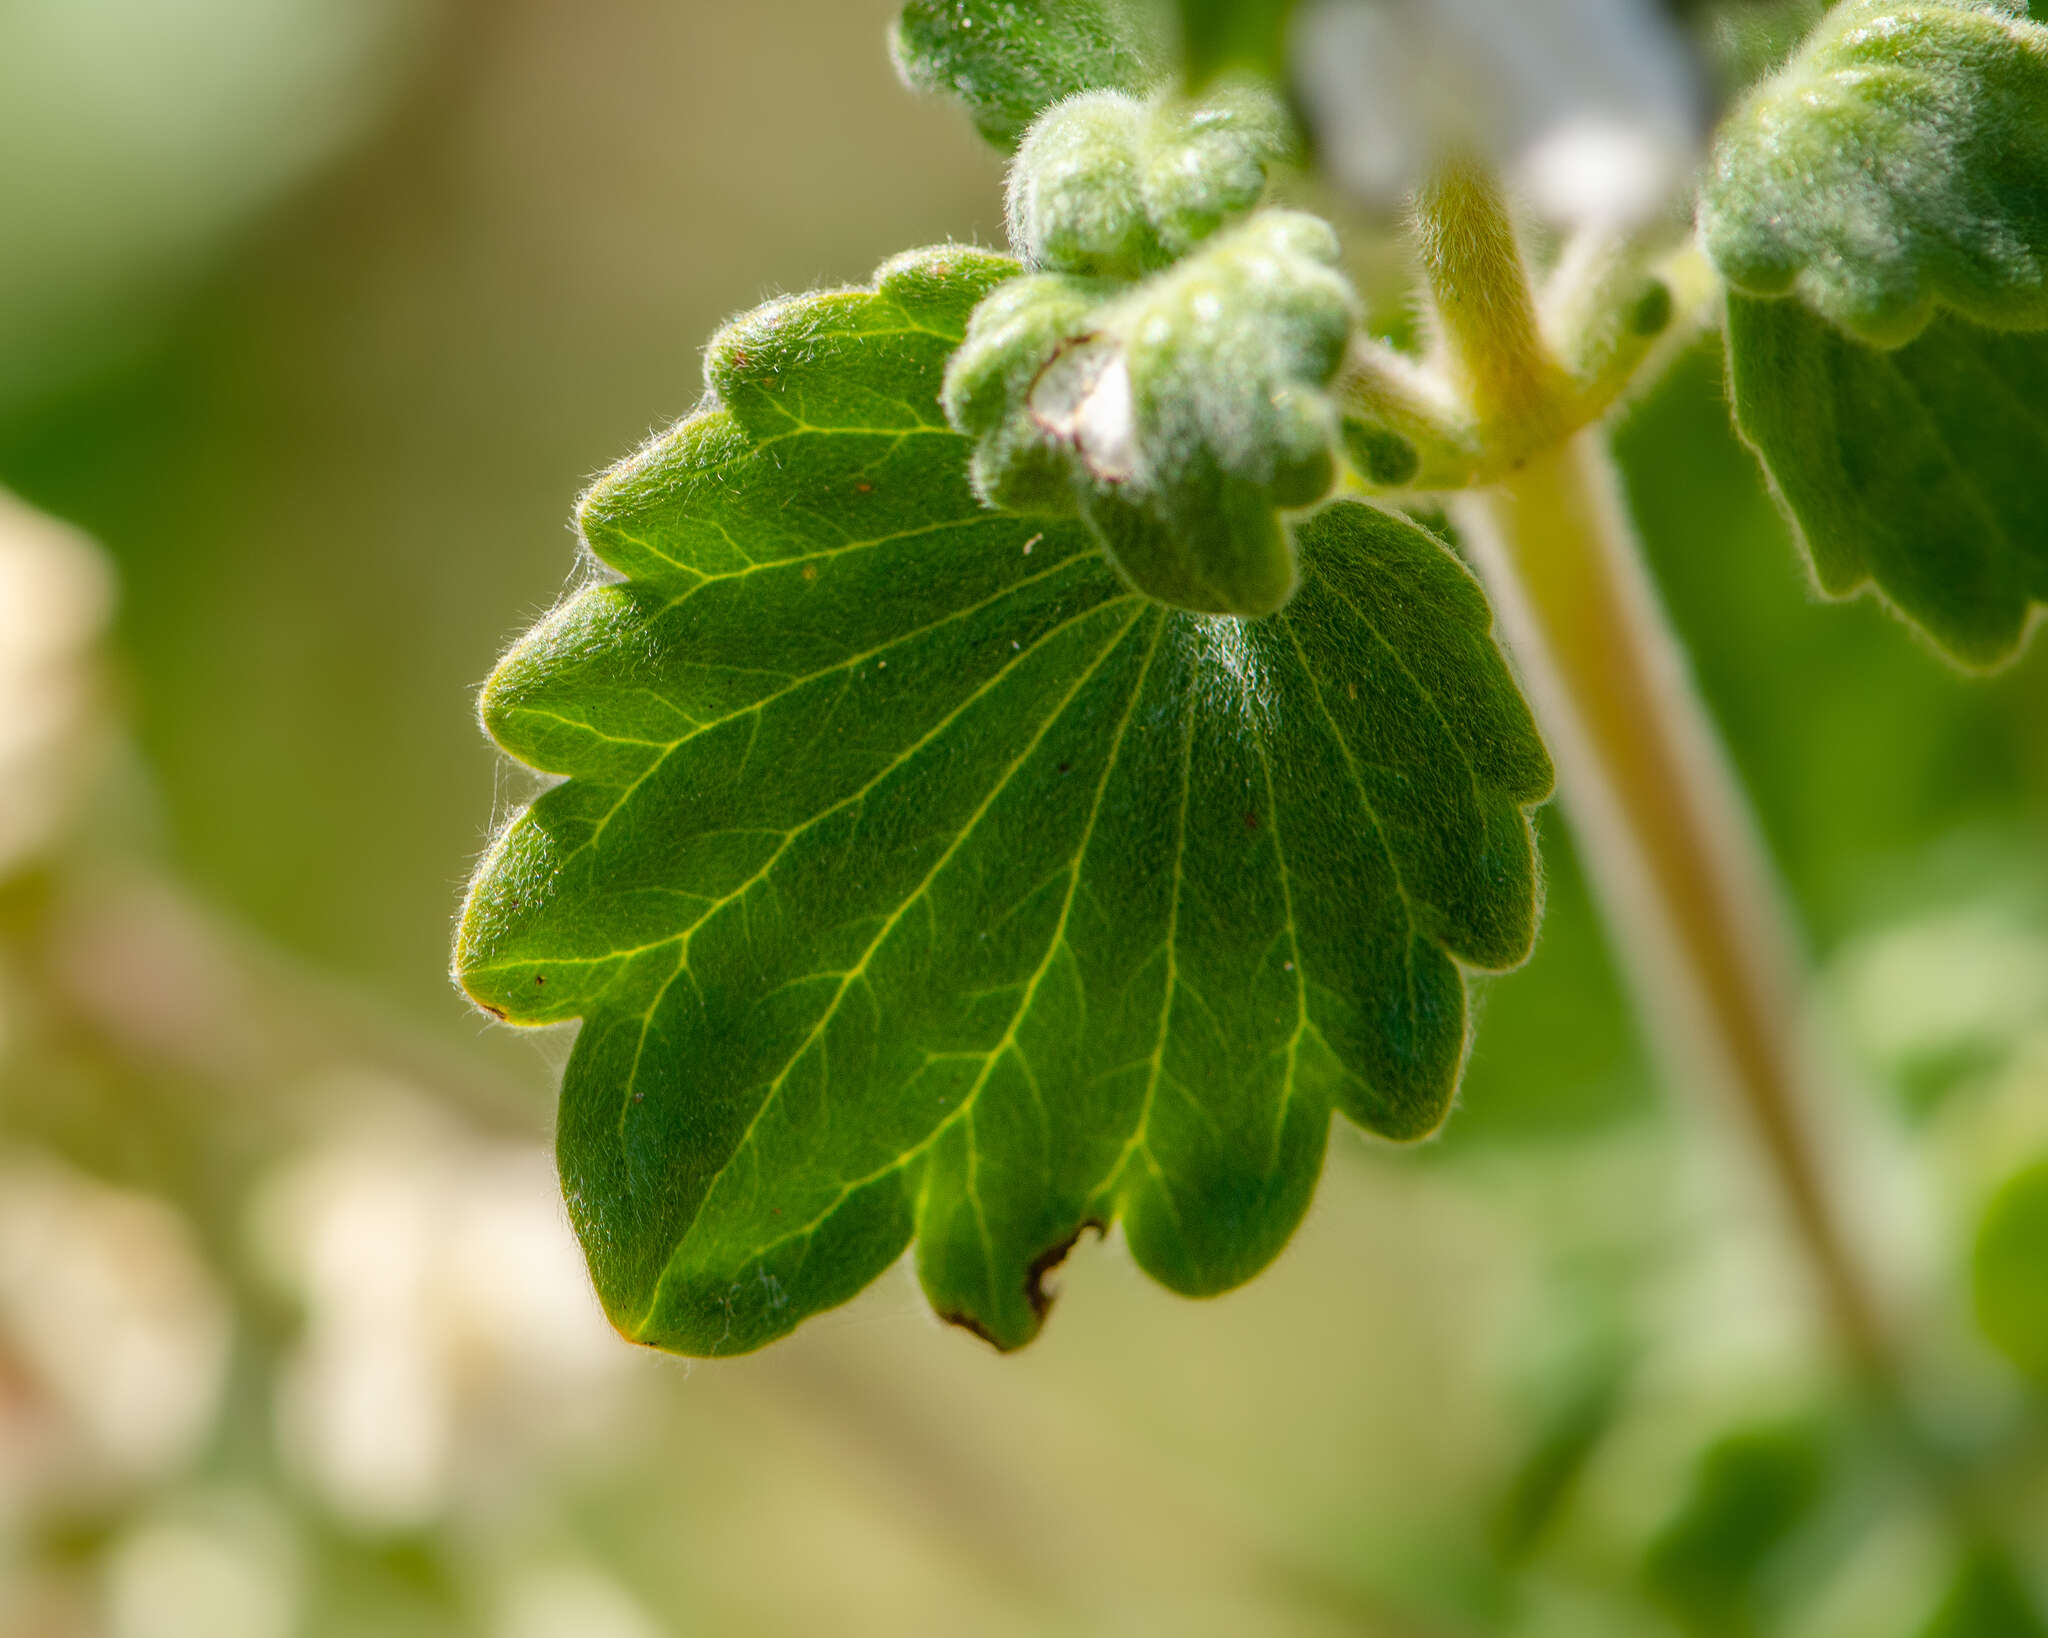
(1293, 0), (1705, 225)
(256, 1085), (639, 1531)
(0, 1155), (231, 1495)
(0, 491), (117, 877)
(103, 1499), (300, 1638)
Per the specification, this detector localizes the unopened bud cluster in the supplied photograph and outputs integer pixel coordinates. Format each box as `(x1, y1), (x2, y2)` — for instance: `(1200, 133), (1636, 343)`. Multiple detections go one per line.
(945, 84), (1359, 618)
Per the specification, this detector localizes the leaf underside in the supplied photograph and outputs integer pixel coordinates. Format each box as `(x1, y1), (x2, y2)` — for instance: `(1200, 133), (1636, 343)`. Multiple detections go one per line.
(1727, 292), (2048, 667)
(457, 247), (1549, 1356)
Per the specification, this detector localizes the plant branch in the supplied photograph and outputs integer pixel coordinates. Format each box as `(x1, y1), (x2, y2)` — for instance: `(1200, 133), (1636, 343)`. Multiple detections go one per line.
(1359, 168), (1707, 492)
(1407, 163), (1897, 1387)
(1450, 434), (1894, 1385)
(1412, 161), (1572, 446)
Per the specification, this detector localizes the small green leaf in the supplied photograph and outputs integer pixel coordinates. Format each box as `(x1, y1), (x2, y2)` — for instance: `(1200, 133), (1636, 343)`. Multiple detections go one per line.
(1178, 0), (1298, 84)
(1702, 0), (2048, 348)
(1006, 81), (1292, 277)
(890, 0), (1166, 148)
(946, 210), (1357, 616)
(1973, 1156), (2048, 1381)
(1490, 1356), (1627, 1563)
(456, 248), (1549, 1357)
(1726, 292), (2048, 666)
(1644, 1422), (1829, 1638)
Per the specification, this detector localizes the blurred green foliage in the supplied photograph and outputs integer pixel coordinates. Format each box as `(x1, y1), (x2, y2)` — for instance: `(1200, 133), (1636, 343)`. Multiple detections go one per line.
(1975, 1160), (2048, 1382)
(1644, 1422), (1828, 1637)
(1922, 1552), (2048, 1638)
(1176, 0), (1298, 82)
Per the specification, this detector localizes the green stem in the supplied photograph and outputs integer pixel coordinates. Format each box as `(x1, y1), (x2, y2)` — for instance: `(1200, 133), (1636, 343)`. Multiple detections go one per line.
(1412, 163), (1572, 446)
(1412, 163), (1896, 1388)
(1451, 436), (1893, 1385)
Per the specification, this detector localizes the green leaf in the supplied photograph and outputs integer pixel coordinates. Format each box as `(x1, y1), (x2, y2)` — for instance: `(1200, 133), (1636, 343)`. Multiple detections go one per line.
(890, 0), (1166, 148)
(1920, 1551), (2048, 1638)
(1973, 1156), (2048, 1380)
(455, 247), (1550, 1357)
(1725, 293), (2048, 666)
(1178, 0), (1298, 84)
(945, 210), (1357, 617)
(1701, 0), (2048, 348)
(1644, 1422), (1829, 1638)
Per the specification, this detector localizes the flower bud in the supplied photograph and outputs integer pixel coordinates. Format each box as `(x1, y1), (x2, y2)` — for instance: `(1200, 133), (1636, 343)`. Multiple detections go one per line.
(1007, 82), (1293, 278)
(945, 210), (1358, 618)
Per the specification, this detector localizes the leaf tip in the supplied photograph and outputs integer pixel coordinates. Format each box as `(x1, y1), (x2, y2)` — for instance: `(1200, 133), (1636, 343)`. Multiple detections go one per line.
(1025, 1217), (1105, 1323)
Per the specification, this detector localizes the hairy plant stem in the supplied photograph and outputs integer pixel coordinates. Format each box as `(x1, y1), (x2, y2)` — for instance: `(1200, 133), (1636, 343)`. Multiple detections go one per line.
(1454, 438), (1892, 1384)
(1415, 165), (1897, 1390)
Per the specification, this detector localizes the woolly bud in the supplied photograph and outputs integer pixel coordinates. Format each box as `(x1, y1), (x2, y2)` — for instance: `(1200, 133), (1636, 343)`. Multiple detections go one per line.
(1007, 82), (1293, 279)
(944, 210), (1358, 618)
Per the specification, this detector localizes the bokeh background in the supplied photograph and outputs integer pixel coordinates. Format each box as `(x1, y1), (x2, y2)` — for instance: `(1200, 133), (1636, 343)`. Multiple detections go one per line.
(2, 2), (2045, 1634)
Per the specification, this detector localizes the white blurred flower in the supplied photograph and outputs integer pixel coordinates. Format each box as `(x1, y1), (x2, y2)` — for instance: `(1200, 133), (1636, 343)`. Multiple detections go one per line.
(103, 1494), (301, 1638)
(0, 1153), (231, 1508)
(1291, 0), (1706, 226)
(0, 489), (117, 877)
(497, 1563), (666, 1638)
(254, 1081), (639, 1532)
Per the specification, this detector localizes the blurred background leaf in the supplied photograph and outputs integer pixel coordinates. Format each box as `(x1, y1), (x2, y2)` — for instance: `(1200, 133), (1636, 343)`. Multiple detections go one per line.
(1643, 1421), (1829, 1637)
(1177, 0), (1297, 83)
(1974, 1160), (2048, 1383)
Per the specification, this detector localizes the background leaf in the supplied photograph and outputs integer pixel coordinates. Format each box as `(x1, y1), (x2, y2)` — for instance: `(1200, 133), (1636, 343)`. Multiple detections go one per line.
(1724, 293), (2048, 666)
(1644, 1422), (1830, 1638)
(455, 247), (1549, 1356)
(1920, 1551), (2048, 1638)
(1973, 1156), (2048, 1381)
(891, 0), (1166, 148)
(1177, 0), (1298, 84)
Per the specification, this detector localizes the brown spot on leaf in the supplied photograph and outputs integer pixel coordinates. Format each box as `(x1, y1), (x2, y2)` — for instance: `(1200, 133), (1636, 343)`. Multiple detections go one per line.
(479, 1004), (508, 1022)
(801, 565), (817, 581)
(940, 1220), (1106, 1348)
(856, 481), (873, 494)
(1026, 1219), (1105, 1321)
(940, 1309), (1005, 1349)
(1244, 811), (1259, 831)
